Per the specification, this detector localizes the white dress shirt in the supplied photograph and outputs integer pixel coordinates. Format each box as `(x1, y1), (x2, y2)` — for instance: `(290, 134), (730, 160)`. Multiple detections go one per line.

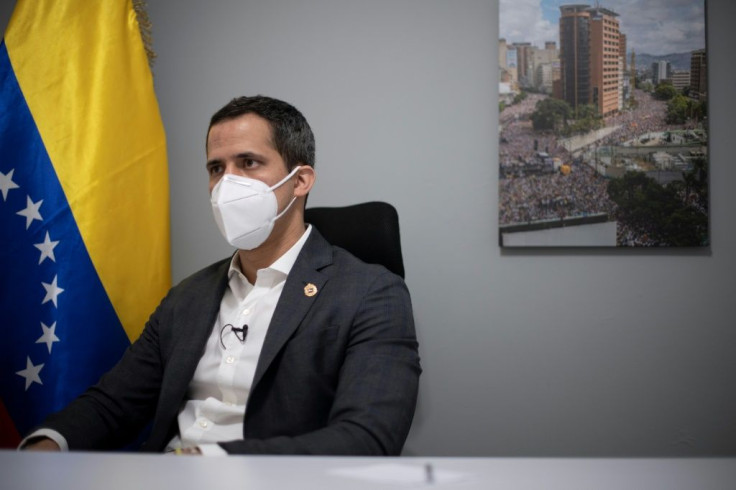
(168, 225), (312, 455)
(24, 226), (312, 455)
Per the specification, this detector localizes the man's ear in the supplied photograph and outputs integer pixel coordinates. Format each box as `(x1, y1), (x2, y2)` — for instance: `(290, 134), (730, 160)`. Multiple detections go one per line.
(293, 166), (316, 198)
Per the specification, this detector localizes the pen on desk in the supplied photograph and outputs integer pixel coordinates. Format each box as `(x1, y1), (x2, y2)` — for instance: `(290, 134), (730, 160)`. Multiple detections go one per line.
(425, 462), (434, 485)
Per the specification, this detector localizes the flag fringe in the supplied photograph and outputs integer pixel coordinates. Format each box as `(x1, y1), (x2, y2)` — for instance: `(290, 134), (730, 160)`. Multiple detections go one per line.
(132, 0), (156, 69)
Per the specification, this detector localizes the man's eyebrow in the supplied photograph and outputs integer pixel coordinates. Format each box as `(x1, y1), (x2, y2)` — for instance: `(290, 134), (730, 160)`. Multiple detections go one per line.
(234, 151), (265, 161)
(205, 158), (222, 169)
(206, 151), (266, 168)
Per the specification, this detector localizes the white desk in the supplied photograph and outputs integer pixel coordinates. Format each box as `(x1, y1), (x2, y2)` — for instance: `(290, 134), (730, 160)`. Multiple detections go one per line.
(2, 451), (735, 489)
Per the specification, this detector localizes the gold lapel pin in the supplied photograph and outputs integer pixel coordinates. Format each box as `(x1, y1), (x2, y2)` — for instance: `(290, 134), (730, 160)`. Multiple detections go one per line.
(304, 283), (318, 297)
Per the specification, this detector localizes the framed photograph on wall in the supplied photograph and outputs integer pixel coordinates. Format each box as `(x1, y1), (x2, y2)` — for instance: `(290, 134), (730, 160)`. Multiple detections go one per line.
(498, 0), (708, 247)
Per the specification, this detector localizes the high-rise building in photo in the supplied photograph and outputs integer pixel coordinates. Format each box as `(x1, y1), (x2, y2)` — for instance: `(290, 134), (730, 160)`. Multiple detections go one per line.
(532, 42), (560, 94)
(652, 60), (672, 85)
(499, 38), (518, 87)
(559, 5), (591, 111)
(559, 4), (622, 117)
(690, 48), (707, 101)
(619, 33), (627, 74)
(671, 70), (691, 92)
(512, 42), (534, 87)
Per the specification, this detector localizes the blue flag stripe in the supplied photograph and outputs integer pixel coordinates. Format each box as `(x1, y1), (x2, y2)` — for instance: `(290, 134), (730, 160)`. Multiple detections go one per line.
(0, 42), (131, 436)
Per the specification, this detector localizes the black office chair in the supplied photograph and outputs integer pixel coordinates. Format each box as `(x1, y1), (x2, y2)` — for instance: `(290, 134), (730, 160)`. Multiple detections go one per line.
(304, 201), (405, 278)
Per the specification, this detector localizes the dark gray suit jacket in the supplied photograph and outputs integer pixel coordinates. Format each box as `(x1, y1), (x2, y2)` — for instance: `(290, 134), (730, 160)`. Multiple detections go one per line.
(42, 229), (421, 455)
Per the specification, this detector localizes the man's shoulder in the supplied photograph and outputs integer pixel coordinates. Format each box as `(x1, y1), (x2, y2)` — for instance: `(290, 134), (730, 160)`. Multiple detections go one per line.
(323, 245), (408, 298)
(328, 245), (387, 275)
(304, 227), (404, 285)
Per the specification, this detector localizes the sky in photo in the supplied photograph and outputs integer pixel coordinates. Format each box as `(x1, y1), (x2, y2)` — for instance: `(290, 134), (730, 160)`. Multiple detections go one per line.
(500, 0), (706, 55)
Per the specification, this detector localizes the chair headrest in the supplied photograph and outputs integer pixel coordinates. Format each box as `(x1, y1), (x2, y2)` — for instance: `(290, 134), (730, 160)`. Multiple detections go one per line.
(304, 201), (405, 278)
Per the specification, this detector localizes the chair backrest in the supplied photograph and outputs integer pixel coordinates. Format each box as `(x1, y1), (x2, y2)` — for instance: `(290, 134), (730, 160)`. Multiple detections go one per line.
(304, 201), (405, 278)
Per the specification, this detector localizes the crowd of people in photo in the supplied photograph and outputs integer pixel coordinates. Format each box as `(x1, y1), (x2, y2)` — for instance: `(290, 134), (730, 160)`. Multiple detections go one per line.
(598, 88), (671, 146)
(499, 161), (615, 224)
(499, 94), (615, 226)
(500, 94), (567, 165)
(498, 87), (707, 244)
(615, 221), (660, 247)
(597, 88), (703, 147)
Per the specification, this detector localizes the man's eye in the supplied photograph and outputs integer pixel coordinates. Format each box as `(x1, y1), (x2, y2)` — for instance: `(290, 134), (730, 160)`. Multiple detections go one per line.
(242, 159), (257, 168)
(208, 165), (223, 176)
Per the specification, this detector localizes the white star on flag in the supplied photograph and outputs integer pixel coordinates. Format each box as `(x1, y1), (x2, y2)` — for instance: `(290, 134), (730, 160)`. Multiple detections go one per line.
(34, 231), (60, 264)
(42, 275), (65, 307)
(16, 356), (44, 390)
(16, 195), (43, 229)
(0, 168), (20, 201)
(36, 321), (61, 354)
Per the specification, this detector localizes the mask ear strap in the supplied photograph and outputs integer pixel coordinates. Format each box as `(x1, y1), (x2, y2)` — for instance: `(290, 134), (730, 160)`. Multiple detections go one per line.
(273, 196), (297, 222)
(269, 165), (302, 191)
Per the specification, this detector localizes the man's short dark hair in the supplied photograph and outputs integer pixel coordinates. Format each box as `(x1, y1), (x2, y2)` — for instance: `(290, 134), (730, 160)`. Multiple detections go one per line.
(208, 95), (315, 170)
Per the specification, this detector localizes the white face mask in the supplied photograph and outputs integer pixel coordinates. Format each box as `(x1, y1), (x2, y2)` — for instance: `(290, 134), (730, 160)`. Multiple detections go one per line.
(210, 166), (301, 250)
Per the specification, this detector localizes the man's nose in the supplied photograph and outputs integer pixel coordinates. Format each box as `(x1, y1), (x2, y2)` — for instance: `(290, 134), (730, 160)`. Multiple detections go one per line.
(223, 163), (242, 176)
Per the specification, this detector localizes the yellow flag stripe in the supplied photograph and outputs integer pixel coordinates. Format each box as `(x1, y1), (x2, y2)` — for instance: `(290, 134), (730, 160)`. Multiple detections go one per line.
(5, 0), (170, 341)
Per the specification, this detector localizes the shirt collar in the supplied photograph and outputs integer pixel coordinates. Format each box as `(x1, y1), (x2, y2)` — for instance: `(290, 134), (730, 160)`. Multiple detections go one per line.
(227, 225), (312, 285)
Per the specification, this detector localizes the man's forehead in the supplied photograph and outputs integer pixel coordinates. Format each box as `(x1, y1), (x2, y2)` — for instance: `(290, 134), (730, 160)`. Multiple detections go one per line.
(207, 113), (274, 148)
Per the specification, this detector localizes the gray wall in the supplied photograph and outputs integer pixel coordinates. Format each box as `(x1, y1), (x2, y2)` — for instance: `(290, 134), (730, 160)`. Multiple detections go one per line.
(3, 0), (734, 456)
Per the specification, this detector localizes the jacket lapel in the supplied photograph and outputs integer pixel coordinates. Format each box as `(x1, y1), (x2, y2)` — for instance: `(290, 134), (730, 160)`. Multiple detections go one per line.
(250, 229), (333, 391)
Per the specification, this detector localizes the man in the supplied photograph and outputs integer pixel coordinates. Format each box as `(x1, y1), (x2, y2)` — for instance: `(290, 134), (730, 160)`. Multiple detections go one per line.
(23, 95), (421, 455)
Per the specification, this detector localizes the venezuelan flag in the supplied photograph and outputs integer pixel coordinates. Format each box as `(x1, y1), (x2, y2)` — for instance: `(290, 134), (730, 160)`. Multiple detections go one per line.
(0, 0), (170, 446)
